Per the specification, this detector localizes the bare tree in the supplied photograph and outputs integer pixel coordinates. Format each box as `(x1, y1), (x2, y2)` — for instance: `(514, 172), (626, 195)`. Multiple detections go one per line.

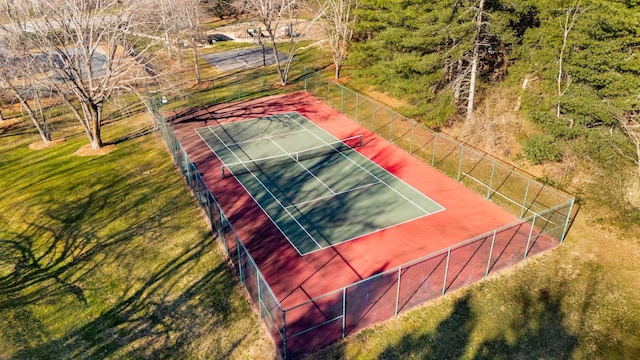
(180, 0), (205, 84)
(0, 46), (52, 143)
(316, 0), (358, 79)
(465, 0), (485, 122)
(556, 1), (582, 127)
(156, 0), (178, 60)
(236, 0), (325, 86)
(0, 0), (166, 150)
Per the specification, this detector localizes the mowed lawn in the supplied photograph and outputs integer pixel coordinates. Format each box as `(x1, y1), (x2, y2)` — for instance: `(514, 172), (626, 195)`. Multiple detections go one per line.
(3, 82), (640, 360)
(0, 112), (274, 359)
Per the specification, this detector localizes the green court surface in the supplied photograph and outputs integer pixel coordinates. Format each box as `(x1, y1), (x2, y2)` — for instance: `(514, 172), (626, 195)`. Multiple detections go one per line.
(196, 112), (444, 255)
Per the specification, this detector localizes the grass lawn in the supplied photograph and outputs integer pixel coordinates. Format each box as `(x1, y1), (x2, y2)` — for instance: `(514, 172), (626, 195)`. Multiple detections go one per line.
(0, 111), (274, 359)
(3, 41), (640, 360)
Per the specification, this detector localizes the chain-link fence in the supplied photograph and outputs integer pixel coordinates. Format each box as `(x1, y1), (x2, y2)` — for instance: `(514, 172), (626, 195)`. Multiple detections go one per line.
(147, 68), (575, 359)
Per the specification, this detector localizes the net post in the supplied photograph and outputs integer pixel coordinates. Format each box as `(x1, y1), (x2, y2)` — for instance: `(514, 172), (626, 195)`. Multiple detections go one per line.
(524, 214), (537, 259)
(485, 230), (497, 276)
(442, 247), (451, 296)
(394, 265), (402, 316)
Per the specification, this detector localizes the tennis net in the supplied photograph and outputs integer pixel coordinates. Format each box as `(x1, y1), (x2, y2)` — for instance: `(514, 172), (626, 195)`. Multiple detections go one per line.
(221, 134), (364, 178)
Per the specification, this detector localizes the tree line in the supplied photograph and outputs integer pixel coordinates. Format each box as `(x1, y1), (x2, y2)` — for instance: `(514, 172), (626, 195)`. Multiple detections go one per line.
(347, 0), (640, 172)
(0, 0), (357, 150)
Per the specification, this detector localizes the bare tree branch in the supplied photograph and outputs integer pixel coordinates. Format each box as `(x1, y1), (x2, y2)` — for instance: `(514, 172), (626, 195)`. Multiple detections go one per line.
(0, 0), (168, 149)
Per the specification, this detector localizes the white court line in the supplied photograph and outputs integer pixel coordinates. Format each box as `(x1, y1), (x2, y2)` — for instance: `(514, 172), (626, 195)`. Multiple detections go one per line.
(285, 181), (382, 210)
(196, 126), (323, 254)
(222, 128), (308, 147)
(268, 137), (337, 195)
(283, 112), (445, 215)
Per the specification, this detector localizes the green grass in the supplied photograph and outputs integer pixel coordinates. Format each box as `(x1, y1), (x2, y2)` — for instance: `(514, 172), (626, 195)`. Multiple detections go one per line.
(0, 112), (274, 359)
(4, 41), (640, 360)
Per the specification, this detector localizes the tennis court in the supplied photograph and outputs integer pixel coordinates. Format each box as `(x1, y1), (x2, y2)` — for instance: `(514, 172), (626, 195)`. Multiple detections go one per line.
(165, 91), (569, 358)
(195, 112), (444, 255)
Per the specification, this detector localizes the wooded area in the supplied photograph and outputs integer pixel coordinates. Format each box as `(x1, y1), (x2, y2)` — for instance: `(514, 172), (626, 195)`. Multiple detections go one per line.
(348, 0), (640, 173)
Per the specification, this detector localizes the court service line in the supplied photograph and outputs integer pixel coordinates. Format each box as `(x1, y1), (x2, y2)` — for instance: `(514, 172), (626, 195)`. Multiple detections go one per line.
(284, 180), (382, 210)
(284, 112), (444, 215)
(268, 138), (337, 195)
(200, 127), (323, 253)
(219, 128), (308, 147)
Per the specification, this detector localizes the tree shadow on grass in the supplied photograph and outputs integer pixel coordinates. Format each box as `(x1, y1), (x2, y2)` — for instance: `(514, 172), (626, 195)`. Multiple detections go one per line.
(307, 284), (579, 360)
(377, 295), (474, 360)
(0, 144), (257, 359)
(379, 286), (577, 360)
(473, 288), (578, 360)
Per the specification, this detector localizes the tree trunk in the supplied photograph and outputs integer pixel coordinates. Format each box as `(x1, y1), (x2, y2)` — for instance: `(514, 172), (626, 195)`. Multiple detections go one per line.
(89, 103), (103, 150)
(5, 85), (51, 143)
(466, 0), (485, 122)
(192, 38), (201, 84)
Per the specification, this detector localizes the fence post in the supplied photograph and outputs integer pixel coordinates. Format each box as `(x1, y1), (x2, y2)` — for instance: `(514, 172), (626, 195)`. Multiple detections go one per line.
(304, 66), (307, 91)
(487, 161), (496, 199)
(257, 268), (262, 317)
(409, 121), (415, 154)
(560, 199), (575, 244)
(432, 133), (438, 167)
(340, 85), (344, 113)
(371, 100), (375, 130)
(355, 93), (359, 123)
(520, 178), (531, 219)
(395, 265), (402, 316)
(341, 287), (347, 338)
(237, 75), (240, 99)
(282, 310), (287, 360)
(314, 70), (318, 95)
(442, 248), (451, 296)
(524, 214), (537, 259)
(389, 111), (393, 141)
(457, 145), (464, 182)
(485, 230), (497, 276)
(237, 237), (244, 282)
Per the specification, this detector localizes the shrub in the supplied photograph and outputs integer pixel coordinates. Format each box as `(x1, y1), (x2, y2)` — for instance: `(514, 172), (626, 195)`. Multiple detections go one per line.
(521, 134), (562, 164)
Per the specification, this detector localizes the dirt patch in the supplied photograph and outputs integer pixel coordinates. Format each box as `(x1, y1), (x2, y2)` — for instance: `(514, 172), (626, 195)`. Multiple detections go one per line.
(0, 118), (22, 133)
(74, 143), (116, 156)
(624, 176), (640, 208)
(28, 138), (67, 150)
